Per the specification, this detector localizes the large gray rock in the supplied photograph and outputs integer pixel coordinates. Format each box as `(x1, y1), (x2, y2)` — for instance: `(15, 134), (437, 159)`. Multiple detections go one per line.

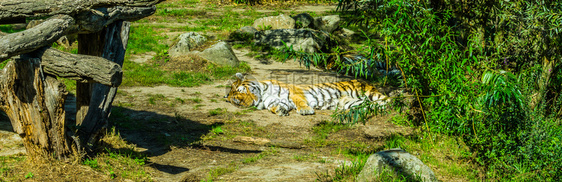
(195, 42), (240, 67)
(254, 29), (329, 53)
(338, 28), (356, 38)
(292, 13), (315, 29)
(239, 26), (258, 35)
(357, 148), (438, 182)
(169, 32), (207, 57)
(253, 14), (295, 31)
(229, 26), (258, 42)
(313, 15), (341, 33)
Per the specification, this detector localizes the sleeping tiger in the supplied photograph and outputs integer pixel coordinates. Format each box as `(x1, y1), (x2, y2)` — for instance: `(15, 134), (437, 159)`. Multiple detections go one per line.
(225, 73), (388, 116)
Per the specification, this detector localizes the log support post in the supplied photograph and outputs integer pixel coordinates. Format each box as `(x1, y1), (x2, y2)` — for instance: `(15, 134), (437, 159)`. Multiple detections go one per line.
(0, 0), (155, 161)
(76, 21), (130, 151)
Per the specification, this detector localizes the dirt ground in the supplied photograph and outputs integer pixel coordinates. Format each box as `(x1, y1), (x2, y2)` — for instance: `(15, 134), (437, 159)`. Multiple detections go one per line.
(0, 49), (412, 182)
(0, 4), (418, 182)
(117, 49), (412, 181)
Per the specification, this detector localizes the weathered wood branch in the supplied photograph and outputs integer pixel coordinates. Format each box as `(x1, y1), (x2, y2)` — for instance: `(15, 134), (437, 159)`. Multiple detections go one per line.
(0, 6), (155, 61)
(75, 6), (156, 33)
(21, 47), (123, 87)
(0, 15), (74, 61)
(0, 0), (161, 23)
(77, 21), (130, 152)
(0, 58), (72, 160)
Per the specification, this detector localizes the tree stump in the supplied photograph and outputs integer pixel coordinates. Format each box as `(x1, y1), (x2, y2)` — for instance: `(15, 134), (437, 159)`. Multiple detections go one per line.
(0, 58), (73, 161)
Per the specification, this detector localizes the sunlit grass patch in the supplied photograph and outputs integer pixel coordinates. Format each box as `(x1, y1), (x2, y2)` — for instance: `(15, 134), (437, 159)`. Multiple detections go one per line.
(121, 59), (251, 87)
(127, 25), (168, 55)
(156, 8), (207, 18)
(90, 128), (153, 181)
(242, 146), (279, 164)
(205, 162), (237, 181)
(0, 155), (26, 181)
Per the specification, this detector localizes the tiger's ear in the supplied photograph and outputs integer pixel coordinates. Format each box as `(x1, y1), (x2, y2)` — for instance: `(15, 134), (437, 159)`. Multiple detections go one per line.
(235, 73), (244, 81)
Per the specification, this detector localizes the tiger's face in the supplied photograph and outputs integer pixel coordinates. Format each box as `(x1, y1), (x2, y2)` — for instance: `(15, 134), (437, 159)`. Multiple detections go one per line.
(225, 73), (260, 107)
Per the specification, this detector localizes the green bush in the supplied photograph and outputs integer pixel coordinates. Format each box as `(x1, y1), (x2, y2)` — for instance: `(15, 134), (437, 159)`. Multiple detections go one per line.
(285, 0), (562, 180)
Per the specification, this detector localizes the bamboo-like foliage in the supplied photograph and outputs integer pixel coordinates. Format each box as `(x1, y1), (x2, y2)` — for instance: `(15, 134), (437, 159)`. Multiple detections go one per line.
(281, 0), (562, 180)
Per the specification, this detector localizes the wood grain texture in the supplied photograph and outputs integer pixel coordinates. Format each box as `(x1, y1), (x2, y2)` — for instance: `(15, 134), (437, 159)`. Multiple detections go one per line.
(0, 0), (161, 23)
(0, 15), (74, 61)
(19, 47), (123, 86)
(0, 6), (155, 61)
(78, 21), (130, 151)
(0, 58), (72, 160)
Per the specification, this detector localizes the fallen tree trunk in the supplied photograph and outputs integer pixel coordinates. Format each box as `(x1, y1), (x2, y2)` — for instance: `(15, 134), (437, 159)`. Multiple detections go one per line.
(75, 6), (156, 34)
(23, 47), (123, 87)
(0, 6), (155, 61)
(0, 0), (160, 23)
(0, 15), (74, 61)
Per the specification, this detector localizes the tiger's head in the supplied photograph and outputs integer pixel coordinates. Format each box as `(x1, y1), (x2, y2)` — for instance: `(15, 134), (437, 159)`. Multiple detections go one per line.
(225, 73), (261, 107)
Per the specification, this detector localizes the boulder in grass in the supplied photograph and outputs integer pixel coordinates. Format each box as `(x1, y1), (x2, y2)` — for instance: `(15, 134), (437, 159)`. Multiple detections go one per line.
(253, 14), (295, 31)
(254, 29), (329, 53)
(357, 148), (438, 182)
(313, 15), (341, 33)
(169, 32), (207, 57)
(229, 26), (258, 42)
(195, 41), (240, 67)
(292, 13), (315, 29)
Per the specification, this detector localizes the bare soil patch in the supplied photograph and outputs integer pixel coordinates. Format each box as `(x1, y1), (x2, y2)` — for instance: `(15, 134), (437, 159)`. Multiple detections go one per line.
(105, 47), (413, 181)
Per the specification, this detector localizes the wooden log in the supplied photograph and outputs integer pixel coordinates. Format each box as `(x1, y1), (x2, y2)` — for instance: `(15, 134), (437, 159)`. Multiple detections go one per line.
(75, 6), (156, 34)
(0, 15), (74, 61)
(0, 58), (73, 161)
(0, 6), (155, 61)
(75, 29), (106, 138)
(78, 21), (130, 151)
(0, 0), (160, 23)
(20, 47), (123, 86)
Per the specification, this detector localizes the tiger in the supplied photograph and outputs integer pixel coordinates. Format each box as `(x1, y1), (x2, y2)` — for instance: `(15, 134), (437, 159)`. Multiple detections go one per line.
(225, 73), (388, 116)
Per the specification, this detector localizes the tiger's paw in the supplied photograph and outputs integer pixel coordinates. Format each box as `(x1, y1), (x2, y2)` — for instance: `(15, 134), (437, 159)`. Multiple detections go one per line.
(277, 111), (290, 116)
(297, 108), (315, 115)
(270, 106), (290, 116)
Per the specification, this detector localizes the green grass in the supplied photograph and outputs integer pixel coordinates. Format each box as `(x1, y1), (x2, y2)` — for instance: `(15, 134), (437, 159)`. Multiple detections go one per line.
(313, 121), (350, 139)
(127, 25), (168, 55)
(242, 146), (279, 164)
(148, 94), (166, 105)
(381, 133), (480, 181)
(121, 60), (250, 87)
(188, 97), (202, 103)
(156, 8), (207, 17)
(0, 24), (23, 33)
(157, 0), (200, 8)
(89, 129), (152, 181)
(59, 77), (77, 94)
(0, 59), (9, 69)
(316, 153), (369, 181)
(211, 126), (224, 134)
(205, 162), (237, 181)
(293, 154), (315, 162)
(208, 108), (227, 116)
(0, 155), (26, 181)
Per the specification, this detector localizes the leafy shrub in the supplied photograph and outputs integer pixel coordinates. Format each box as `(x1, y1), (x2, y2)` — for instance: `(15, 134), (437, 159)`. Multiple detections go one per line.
(285, 0), (562, 180)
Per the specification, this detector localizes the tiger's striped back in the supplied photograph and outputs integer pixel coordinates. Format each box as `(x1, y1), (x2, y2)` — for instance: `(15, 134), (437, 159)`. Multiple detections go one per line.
(226, 73), (388, 116)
